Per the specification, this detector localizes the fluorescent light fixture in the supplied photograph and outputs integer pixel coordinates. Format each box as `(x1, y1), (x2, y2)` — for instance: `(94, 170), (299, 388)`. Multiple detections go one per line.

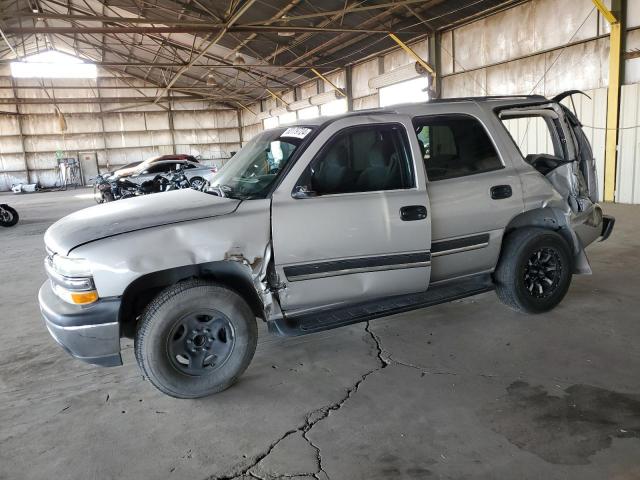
(309, 90), (342, 106)
(11, 50), (97, 79)
(287, 98), (312, 111)
(369, 62), (424, 89)
(269, 107), (288, 117)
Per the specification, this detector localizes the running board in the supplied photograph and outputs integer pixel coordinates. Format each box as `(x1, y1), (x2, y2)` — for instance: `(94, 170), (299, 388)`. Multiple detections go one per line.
(268, 274), (495, 337)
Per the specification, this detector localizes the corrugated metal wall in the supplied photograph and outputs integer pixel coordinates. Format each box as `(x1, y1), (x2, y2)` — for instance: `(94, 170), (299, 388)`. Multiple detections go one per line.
(617, 84), (640, 203)
(0, 67), (241, 191)
(4, 0), (639, 201)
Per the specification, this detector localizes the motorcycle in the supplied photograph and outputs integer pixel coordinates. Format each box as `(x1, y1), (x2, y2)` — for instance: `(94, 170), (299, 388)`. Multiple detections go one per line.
(163, 167), (192, 191)
(92, 173), (115, 203)
(0, 204), (19, 227)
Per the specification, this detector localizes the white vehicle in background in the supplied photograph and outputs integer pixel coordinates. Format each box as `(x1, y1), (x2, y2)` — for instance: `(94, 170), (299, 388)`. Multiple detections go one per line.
(125, 159), (217, 190)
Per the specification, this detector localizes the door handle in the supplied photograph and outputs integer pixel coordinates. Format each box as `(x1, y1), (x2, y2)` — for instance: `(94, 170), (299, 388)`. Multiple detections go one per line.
(490, 185), (512, 200)
(400, 205), (427, 221)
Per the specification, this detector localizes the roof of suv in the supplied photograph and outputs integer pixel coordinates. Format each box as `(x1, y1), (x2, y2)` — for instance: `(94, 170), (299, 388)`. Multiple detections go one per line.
(285, 95), (553, 129)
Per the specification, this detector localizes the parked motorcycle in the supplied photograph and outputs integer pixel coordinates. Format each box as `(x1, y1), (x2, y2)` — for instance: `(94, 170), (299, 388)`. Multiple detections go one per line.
(163, 167), (192, 191)
(92, 173), (115, 203)
(94, 166), (203, 203)
(0, 204), (19, 227)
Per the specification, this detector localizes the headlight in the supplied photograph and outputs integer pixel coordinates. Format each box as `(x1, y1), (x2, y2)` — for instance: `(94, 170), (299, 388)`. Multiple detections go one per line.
(51, 255), (93, 278)
(46, 255), (98, 305)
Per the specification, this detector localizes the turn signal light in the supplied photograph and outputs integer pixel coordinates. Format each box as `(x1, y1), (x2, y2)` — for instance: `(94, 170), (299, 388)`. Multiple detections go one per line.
(70, 290), (99, 305)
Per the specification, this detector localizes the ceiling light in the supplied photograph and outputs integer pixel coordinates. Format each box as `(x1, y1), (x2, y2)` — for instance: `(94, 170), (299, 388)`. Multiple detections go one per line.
(233, 54), (245, 65)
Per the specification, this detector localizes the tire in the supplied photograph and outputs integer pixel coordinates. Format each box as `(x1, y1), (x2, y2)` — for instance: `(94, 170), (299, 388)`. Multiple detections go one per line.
(189, 176), (206, 190)
(134, 279), (257, 398)
(494, 228), (573, 314)
(93, 184), (102, 204)
(0, 206), (19, 227)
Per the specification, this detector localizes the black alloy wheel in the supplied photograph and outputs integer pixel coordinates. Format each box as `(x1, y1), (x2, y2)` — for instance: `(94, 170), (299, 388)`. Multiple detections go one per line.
(523, 247), (562, 299)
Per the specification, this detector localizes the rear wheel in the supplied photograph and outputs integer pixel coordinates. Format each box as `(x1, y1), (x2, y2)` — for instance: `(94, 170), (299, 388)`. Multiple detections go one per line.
(494, 228), (573, 314)
(189, 176), (206, 190)
(134, 280), (257, 398)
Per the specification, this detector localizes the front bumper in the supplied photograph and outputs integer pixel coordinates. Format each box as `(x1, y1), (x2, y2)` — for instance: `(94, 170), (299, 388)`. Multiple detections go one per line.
(38, 281), (122, 367)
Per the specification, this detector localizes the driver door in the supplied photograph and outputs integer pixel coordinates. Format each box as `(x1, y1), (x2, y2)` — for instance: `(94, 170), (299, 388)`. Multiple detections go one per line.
(271, 115), (432, 314)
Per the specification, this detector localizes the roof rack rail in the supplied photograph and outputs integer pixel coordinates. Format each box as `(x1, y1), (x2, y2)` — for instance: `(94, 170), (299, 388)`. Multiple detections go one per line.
(427, 94), (547, 104)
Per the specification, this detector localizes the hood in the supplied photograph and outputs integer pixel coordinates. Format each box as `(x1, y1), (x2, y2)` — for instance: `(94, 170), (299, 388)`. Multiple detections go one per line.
(45, 189), (240, 255)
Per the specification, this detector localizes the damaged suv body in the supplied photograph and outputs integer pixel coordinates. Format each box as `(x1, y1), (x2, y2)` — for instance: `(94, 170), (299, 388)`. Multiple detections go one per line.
(39, 93), (614, 398)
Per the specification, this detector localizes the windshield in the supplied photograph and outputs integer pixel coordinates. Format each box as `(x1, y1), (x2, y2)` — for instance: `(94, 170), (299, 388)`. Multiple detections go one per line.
(209, 126), (312, 199)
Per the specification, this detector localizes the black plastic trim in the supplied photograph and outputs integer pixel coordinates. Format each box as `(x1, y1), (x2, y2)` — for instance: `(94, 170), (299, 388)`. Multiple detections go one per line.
(269, 274), (494, 336)
(283, 251), (431, 280)
(431, 233), (490, 255)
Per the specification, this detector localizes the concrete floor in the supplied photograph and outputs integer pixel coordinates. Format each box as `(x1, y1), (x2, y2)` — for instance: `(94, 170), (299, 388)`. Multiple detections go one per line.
(1, 188), (640, 480)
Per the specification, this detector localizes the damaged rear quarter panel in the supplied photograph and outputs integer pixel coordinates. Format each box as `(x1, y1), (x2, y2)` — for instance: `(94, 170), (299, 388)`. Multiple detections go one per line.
(72, 199), (272, 298)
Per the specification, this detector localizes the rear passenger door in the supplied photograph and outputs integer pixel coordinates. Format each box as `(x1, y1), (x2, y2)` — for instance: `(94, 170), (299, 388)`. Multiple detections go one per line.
(271, 116), (431, 314)
(413, 114), (523, 282)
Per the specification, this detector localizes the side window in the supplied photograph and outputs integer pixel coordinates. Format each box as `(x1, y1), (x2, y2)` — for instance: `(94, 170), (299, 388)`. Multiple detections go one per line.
(304, 124), (414, 195)
(414, 115), (503, 181)
(500, 115), (563, 160)
(145, 164), (166, 174)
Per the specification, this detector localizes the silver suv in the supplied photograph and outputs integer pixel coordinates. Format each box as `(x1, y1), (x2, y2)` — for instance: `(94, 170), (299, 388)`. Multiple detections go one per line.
(39, 93), (614, 398)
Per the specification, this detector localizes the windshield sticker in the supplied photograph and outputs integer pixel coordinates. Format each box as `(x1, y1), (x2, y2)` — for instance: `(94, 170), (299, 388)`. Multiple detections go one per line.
(281, 127), (312, 139)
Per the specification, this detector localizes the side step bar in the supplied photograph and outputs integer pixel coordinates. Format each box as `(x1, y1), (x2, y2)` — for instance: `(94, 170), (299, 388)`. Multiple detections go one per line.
(268, 274), (495, 337)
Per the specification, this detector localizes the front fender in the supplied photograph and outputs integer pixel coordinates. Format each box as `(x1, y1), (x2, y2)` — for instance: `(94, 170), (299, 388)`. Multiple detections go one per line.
(72, 199), (272, 297)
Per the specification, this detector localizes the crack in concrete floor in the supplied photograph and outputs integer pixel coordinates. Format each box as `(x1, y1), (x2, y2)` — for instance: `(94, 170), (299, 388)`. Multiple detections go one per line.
(208, 322), (390, 480)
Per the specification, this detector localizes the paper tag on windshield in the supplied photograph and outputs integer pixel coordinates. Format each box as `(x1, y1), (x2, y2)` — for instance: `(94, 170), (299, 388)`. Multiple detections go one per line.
(281, 127), (311, 139)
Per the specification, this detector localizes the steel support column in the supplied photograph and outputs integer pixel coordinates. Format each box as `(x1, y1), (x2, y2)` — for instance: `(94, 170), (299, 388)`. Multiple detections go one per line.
(428, 32), (442, 99)
(593, 0), (625, 202)
(167, 92), (177, 155)
(345, 65), (354, 112)
(9, 77), (29, 184)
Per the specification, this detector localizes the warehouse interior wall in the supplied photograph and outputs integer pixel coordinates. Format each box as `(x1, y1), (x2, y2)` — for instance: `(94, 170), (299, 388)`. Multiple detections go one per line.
(0, 66), (241, 191)
(2, 0), (640, 202)
(246, 0), (640, 204)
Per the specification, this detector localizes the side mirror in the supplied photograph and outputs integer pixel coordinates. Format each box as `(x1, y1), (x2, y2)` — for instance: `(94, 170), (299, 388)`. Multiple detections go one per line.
(292, 185), (317, 199)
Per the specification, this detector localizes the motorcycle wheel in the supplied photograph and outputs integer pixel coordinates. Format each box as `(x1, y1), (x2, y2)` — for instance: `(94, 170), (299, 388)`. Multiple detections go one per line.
(93, 184), (101, 203)
(0, 206), (19, 227)
(189, 177), (206, 190)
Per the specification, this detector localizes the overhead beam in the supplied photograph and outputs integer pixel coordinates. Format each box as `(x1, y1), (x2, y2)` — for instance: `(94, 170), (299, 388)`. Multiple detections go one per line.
(12, 13), (225, 26)
(0, 96), (211, 104)
(153, 0), (256, 103)
(3, 25), (391, 35)
(241, 0), (435, 24)
(0, 60), (334, 69)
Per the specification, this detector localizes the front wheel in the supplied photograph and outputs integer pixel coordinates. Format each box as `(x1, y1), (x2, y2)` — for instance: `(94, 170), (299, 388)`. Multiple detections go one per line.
(494, 228), (573, 314)
(134, 280), (257, 398)
(0, 205), (19, 227)
(189, 176), (206, 190)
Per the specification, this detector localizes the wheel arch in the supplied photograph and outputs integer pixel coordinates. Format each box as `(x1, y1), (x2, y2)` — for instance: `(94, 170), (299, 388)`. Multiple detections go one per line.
(501, 207), (590, 274)
(119, 261), (265, 338)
